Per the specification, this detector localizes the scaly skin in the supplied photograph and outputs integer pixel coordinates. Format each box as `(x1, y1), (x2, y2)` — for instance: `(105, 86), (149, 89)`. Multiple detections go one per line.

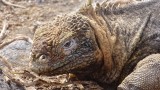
(30, 0), (160, 89)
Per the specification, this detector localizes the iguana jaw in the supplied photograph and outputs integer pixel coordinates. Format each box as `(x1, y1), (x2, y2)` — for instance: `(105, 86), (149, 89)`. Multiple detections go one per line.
(30, 48), (103, 76)
(29, 58), (72, 75)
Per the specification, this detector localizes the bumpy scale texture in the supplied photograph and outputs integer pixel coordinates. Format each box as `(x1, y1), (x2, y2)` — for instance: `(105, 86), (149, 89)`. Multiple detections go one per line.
(118, 54), (160, 90)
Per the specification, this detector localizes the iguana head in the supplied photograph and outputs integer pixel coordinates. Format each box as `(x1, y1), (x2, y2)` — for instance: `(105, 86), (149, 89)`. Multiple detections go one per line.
(29, 14), (104, 76)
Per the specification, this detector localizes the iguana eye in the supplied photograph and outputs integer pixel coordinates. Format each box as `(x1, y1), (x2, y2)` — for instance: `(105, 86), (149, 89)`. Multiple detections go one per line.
(63, 39), (76, 49)
(63, 40), (72, 48)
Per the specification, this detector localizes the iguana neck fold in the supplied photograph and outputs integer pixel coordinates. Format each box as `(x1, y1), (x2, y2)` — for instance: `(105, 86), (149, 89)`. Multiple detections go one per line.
(78, 3), (127, 83)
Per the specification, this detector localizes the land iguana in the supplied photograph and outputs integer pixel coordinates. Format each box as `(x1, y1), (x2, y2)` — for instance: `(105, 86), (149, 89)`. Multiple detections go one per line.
(29, 0), (160, 89)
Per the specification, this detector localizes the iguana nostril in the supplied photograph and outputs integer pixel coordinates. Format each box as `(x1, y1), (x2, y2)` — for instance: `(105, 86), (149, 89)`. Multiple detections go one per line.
(39, 55), (46, 60)
(39, 54), (47, 62)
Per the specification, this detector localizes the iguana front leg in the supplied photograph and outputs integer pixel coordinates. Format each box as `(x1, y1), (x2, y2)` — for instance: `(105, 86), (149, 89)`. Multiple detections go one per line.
(118, 54), (160, 90)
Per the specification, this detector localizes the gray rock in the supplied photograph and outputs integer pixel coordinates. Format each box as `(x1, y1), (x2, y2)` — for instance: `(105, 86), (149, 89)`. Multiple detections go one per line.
(0, 40), (32, 68)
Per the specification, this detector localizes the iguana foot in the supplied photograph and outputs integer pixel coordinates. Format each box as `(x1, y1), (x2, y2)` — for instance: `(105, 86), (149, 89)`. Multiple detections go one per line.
(118, 54), (160, 90)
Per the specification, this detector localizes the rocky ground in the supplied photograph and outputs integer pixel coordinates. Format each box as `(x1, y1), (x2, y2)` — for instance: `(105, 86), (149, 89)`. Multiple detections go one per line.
(0, 0), (104, 90)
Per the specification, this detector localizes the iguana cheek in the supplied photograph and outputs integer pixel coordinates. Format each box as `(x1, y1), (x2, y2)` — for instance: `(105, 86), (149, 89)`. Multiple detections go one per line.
(63, 50), (71, 55)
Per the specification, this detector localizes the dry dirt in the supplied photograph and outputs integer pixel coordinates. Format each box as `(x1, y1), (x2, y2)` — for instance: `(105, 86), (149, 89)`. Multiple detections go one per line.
(0, 0), (104, 90)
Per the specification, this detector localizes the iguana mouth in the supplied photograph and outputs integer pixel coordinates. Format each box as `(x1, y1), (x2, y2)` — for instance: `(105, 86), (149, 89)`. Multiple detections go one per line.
(30, 53), (98, 76)
(29, 57), (73, 75)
